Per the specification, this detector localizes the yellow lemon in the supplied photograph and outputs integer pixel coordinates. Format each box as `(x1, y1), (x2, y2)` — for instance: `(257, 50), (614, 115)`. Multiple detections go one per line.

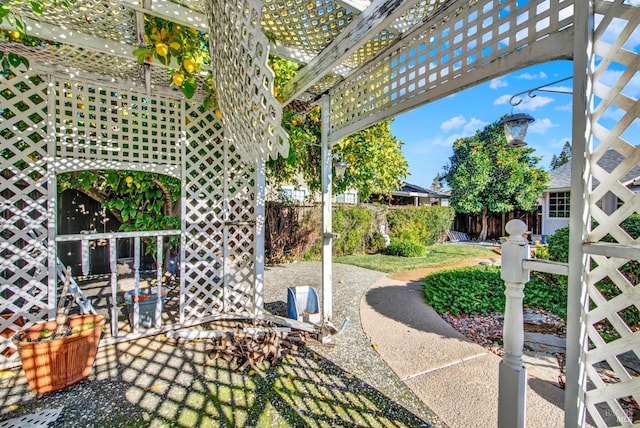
(155, 42), (169, 57)
(182, 58), (197, 73)
(9, 31), (20, 40)
(125, 176), (133, 184)
(214, 109), (222, 119)
(172, 72), (185, 87)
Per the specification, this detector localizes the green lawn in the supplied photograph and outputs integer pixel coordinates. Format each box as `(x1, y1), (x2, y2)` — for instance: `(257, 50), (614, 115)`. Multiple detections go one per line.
(334, 244), (498, 274)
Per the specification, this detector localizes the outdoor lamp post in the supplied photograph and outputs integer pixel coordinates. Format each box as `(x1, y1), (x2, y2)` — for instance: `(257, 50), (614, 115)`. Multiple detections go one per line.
(499, 113), (535, 148)
(334, 160), (348, 179)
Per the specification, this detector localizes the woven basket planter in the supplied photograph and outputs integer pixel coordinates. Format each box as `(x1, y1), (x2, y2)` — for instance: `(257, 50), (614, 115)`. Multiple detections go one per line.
(14, 314), (106, 393)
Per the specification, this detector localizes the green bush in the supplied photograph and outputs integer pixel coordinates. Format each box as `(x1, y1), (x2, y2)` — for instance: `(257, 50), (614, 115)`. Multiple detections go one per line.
(423, 266), (567, 318)
(387, 206), (455, 246)
(383, 240), (426, 257)
(304, 205), (386, 258)
(547, 225), (570, 262)
(531, 242), (549, 260)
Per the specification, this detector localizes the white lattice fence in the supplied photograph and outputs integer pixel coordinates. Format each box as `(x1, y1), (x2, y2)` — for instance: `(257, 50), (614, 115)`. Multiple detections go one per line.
(581, 1), (640, 426)
(53, 80), (181, 176)
(223, 148), (256, 316)
(182, 103), (257, 321)
(0, 70), (52, 361)
(328, 0), (575, 141)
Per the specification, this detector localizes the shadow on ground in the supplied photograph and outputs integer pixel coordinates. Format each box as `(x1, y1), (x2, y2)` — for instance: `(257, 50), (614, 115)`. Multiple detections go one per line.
(0, 324), (431, 427)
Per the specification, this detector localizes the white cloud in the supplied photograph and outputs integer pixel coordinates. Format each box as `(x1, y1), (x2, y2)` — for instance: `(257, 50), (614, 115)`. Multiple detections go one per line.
(555, 102), (572, 112)
(489, 78), (508, 90)
(440, 115), (466, 132)
(517, 71), (548, 80)
(528, 118), (558, 134)
(439, 115), (488, 134)
(464, 118), (487, 133)
(493, 94), (512, 105)
(517, 95), (555, 111)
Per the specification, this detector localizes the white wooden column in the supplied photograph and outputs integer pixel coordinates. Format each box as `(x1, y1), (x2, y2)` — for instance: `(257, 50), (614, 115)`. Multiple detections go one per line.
(321, 94), (333, 325)
(498, 219), (530, 428)
(565, 0), (593, 425)
(254, 159), (266, 318)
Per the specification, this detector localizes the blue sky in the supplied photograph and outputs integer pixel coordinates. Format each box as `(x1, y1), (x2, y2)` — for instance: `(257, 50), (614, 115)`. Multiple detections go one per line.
(391, 60), (575, 189)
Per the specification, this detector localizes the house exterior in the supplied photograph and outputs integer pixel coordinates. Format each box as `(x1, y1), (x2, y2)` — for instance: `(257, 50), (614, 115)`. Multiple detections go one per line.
(541, 150), (640, 236)
(372, 183), (450, 206)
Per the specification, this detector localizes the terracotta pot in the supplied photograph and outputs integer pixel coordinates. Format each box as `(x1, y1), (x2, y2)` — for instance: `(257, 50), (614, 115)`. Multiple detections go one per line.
(14, 314), (106, 393)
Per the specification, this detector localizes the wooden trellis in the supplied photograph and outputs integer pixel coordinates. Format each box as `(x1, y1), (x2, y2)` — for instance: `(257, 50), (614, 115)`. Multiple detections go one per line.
(0, 1), (638, 426)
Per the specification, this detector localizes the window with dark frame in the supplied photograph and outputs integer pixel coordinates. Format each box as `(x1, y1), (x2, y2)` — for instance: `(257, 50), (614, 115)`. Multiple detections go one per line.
(549, 191), (570, 218)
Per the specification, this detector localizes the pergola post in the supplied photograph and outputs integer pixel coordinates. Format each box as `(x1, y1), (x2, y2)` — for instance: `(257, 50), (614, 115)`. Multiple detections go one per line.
(321, 94), (333, 328)
(498, 219), (530, 428)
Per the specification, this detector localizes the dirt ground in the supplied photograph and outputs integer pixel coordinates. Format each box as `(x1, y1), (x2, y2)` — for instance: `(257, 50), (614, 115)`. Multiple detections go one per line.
(388, 256), (498, 282)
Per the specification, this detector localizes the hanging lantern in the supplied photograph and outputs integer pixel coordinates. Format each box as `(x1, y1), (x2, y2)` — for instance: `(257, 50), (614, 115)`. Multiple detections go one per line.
(499, 113), (535, 148)
(334, 160), (348, 179)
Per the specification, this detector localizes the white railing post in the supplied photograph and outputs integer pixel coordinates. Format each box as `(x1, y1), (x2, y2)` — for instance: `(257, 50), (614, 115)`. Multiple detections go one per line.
(321, 94), (333, 330)
(498, 219), (530, 428)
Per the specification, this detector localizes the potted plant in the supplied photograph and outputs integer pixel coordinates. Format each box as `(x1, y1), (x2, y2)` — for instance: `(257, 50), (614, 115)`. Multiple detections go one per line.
(12, 268), (105, 393)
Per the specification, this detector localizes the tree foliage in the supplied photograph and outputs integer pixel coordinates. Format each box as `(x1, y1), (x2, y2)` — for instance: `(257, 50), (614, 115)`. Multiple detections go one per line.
(58, 170), (180, 233)
(431, 172), (445, 192)
(443, 119), (549, 241)
(550, 141), (571, 170)
(266, 107), (408, 201)
(266, 57), (408, 200)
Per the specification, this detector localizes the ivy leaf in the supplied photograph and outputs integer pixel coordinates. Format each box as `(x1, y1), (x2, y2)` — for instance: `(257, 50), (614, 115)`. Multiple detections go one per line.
(0, 5), (10, 20)
(132, 47), (151, 64)
(181, 77), (197, 99)
(29, 1), (45, 15)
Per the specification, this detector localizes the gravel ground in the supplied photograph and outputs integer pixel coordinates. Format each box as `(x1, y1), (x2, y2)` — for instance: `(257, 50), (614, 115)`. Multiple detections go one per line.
(0, 262), (446, 427)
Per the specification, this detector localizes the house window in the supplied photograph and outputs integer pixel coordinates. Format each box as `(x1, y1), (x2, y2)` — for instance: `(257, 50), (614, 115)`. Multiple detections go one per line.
(280, 187), (307, 202)
(335, 192), (357, 204)
(549, 191), (570, 218)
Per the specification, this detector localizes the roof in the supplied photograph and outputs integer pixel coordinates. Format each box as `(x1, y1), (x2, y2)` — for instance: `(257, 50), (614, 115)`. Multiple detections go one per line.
(394, 183), (449, 198)
(547, 150), (640, 191)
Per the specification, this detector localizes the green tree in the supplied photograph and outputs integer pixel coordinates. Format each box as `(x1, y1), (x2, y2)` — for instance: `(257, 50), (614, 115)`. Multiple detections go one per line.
(267, 109), (408, 201)
(550, 141), (571, 170)
(443, 119), (549, 241)
(431, 172), (445, 192)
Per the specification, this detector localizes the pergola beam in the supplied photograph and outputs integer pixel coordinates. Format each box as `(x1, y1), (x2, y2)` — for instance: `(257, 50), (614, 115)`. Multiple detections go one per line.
(334, 0), (370, 12)
(1, 18), (135, 60)
(281, 0), (421, 105)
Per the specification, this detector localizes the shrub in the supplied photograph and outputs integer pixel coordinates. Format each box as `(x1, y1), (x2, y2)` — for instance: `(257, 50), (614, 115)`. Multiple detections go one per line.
(387, 206), (455, 246)
(383, 240), (426, 257)
(547, 225), (570, 263)
(423, 266), (567, 318)
(531, 242), (549, 260)
(332, 206), (374, 256)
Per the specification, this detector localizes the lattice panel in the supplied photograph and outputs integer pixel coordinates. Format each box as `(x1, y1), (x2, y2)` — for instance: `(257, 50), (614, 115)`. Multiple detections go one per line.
(182, 103), (257, 320)
(205, 0), (289, 163)
(182, 104), (225, 319)
(582, 1), (640, 426)
(0, 42), (177, 94)
(329, 0), (575, 139)
(0, 71), (52, 360)
(343, 0), (448, 70)
(15, 0), (137, 44)
(53, 79), (181, 174)
(223, 148), (256, 316)
(261, 0), (354, 56)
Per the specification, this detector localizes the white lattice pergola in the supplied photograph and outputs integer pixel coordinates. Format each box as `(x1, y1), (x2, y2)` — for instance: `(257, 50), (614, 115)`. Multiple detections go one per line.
(0, 0), (638, 426)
